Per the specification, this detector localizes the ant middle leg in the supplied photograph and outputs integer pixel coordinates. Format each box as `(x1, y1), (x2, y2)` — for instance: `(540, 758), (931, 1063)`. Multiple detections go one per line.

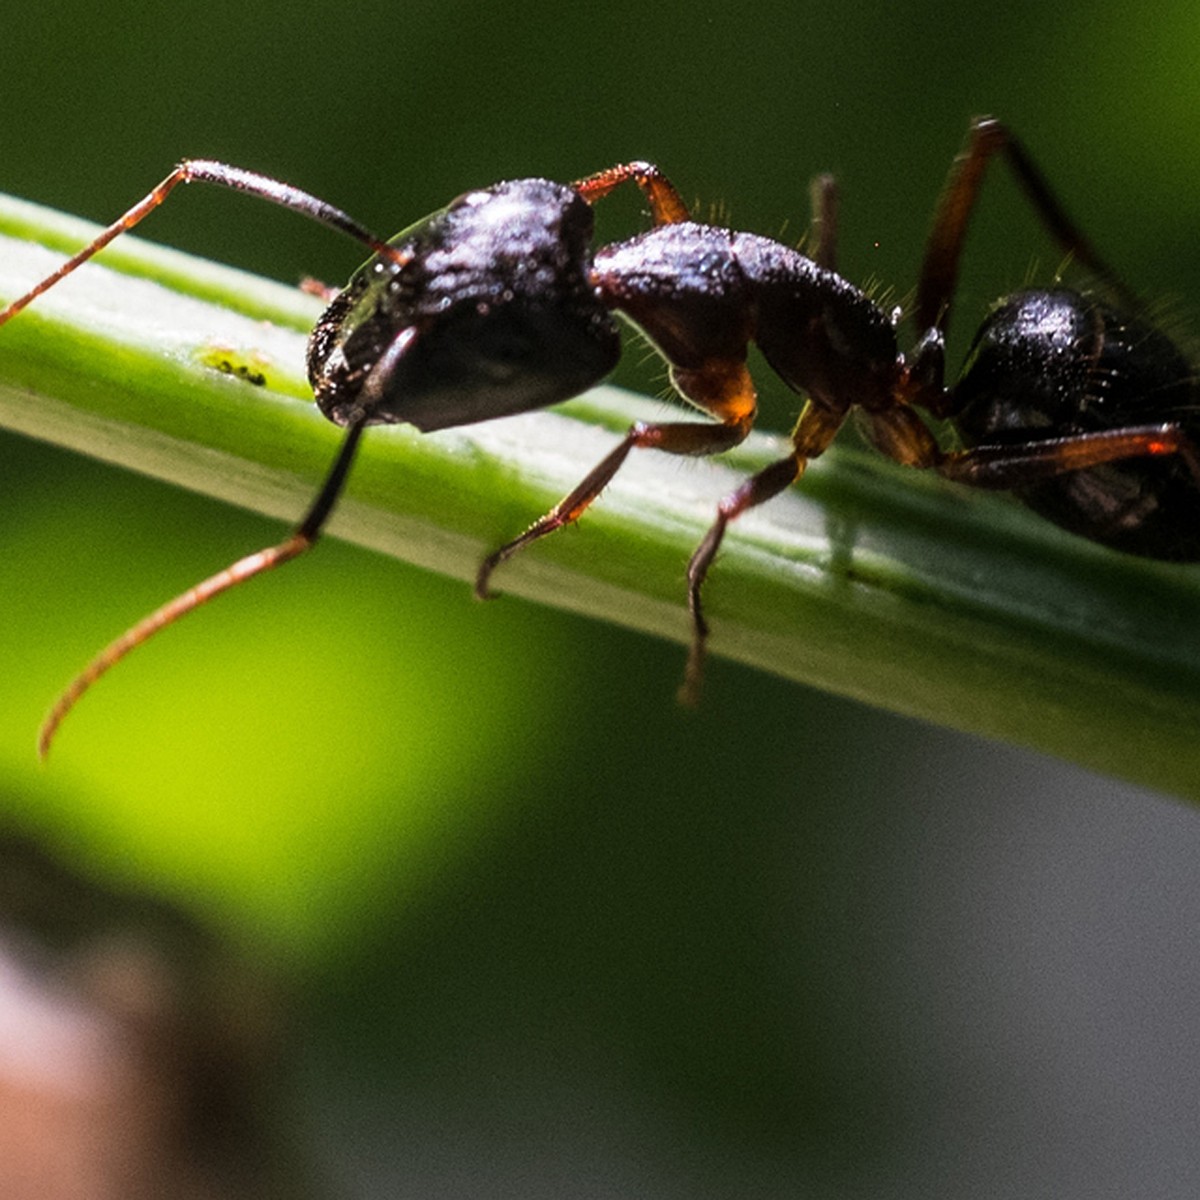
(475, 359), (757, 599)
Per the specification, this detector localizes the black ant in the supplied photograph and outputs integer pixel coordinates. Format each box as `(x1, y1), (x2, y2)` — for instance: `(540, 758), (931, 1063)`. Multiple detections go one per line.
(3, 116), (1197, 758)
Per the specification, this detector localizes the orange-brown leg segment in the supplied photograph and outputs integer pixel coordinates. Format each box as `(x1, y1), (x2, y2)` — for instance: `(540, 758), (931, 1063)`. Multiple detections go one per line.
(937, 422), (1200, 489)
(681, 399), (848, 705)
(915, 117), (1136, 344)
(37, 416), (366, 759)
(475, 412), (754, 599)
(572, 161), (691, 225)
(37, 531), (315, 760)
(476, 358), (756, 598)
(862, 405), (1200, 487)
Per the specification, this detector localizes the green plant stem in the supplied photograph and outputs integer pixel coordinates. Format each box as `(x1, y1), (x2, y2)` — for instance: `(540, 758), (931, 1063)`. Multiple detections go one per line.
(1, 192), (1199, 798)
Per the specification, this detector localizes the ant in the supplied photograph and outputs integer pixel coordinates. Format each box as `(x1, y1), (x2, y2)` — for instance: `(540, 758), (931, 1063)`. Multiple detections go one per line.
(3, 116), (1197, 758)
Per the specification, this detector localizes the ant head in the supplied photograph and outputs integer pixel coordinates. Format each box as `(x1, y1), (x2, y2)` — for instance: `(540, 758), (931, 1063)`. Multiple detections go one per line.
(308, 179), (621, 432)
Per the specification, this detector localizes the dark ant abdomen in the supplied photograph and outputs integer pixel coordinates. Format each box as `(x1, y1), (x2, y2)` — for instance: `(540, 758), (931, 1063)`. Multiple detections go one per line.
(952, 289), (1200, 560)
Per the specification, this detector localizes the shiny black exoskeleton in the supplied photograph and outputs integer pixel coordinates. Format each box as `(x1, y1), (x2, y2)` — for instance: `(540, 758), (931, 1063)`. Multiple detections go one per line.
(3, 117), (1197, 753)
(952, 289), (1200, 559)
(307, 180), (620, 431)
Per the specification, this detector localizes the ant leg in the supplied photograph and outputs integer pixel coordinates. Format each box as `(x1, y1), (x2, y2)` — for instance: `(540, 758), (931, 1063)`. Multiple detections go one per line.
(859, 405), (1200, 488)
(476, 414), (753, 599)
(680, 457), (802, 706)
(808, 173), (839, 271)
(476, 359), (756, 598)
(915, 116), (1135, 341)
(38, 528), (318, 760)
(0, 161), (398, 328)
(36, 421), (361, 759)
(572, 161), (691, 224)
(681, 400), (848, 705)
(36, 327), (418, 758)
(936, 422), (1200, 489)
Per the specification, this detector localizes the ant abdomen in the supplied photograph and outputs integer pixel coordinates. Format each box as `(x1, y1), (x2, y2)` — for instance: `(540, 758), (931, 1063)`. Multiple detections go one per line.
(951, 288), (1200, 560)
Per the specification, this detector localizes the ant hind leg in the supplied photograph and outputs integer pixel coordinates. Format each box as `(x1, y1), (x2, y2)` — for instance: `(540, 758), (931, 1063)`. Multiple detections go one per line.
(915, 116), (1136, 341)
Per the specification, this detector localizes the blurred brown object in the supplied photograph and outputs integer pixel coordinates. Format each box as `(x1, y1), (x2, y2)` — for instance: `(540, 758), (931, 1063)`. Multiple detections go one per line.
(0, 831), (301, 1200)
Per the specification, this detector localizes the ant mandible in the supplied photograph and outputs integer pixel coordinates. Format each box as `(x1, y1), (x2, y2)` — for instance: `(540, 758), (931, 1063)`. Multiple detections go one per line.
(3, 116), (1197, 757)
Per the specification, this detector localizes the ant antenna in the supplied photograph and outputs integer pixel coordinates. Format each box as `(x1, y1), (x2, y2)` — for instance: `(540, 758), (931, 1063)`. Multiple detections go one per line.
(0, 159), (406, 331)
(1, 161), (424, 757)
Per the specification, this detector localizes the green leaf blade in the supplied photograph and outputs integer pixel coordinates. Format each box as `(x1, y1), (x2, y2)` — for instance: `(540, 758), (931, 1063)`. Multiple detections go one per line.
(2, 191), (1199, 798)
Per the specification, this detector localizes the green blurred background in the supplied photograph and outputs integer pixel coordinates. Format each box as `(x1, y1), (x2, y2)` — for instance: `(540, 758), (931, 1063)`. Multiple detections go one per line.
(4, 1), (1200, 1195)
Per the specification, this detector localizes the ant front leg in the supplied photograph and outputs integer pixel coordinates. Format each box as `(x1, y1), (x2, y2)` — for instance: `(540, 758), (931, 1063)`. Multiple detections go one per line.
(35, 417), (366, 759)
(35, 322), (418, 759)
(479, 211), (767, 599)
